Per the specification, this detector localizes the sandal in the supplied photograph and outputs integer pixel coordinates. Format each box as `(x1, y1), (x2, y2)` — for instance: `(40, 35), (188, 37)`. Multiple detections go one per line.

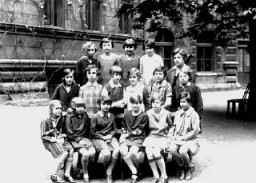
(50, 174), (65, 183)
(64, 175), (75, 183)
(130, 174), (138, 183)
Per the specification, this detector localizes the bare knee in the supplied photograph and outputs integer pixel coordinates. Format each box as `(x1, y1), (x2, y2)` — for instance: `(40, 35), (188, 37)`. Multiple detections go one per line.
(120, 144), (129, 156)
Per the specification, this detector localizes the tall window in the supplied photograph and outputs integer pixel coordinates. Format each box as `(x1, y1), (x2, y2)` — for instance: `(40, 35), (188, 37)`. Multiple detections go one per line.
(44, 0), (65, 27)
(197, 32), (215, 71)
(86, 0), (102, 31)
(237, 48), (250, 72)
(119, 0), (133, 34)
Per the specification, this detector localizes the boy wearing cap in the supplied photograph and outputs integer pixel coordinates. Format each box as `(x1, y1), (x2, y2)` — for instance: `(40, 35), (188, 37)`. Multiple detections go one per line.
(117, 38), (140, 87)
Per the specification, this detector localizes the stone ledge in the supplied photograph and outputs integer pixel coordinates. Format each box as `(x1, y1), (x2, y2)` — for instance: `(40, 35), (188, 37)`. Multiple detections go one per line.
(197, 82), (241, 92)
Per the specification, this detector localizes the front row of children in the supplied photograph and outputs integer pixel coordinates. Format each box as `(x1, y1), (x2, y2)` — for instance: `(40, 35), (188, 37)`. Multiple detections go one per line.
(41, 91), (200, 183)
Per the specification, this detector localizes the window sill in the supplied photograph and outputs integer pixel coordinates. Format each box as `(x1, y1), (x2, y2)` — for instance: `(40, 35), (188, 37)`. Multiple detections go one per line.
(196, 72), (223, 77)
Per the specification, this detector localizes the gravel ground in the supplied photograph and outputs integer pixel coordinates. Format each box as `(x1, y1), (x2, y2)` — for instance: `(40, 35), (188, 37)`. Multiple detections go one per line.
(1, 89), (256, 183)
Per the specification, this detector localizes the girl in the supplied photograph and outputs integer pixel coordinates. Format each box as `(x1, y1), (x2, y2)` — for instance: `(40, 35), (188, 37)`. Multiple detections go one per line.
(41, 100), (74, 183)
(166, 48), (195, 88)
(97, 37), (119, 86)
(51, 69), (80, 112)
(168, 91), (200, 180)
(65, 97), (96, 183)
(119, 94), (149, 183)
(90, 95), (120, 183)
(140, 39), (164, 86)
(124, 67), (151, 112)
(143, 95), (174, 183)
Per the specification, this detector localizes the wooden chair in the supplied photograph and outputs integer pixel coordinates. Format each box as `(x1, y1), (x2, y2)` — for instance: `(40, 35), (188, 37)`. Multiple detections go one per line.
(227, 83), (250, 117)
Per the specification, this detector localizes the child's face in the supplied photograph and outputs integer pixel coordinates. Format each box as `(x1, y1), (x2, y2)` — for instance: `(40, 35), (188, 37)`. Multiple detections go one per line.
(129, 73), (139, 86)
(87, 45), (96, 57)
(112, 73), (121, 83)
(101, 101), (111, 113)
(154, 71), (164, 82)
(102, 42), (112, 53)
(125, 45), (134, 55)
(52, 103), (62, 118)
(174, 53), (185, 67)
(131, 101), (141, 113)
(179, 72), (189, 85)
(64, 73), (74, 86)
(75, 105), (85, 114)
(152, 99), (162, 110)
(145, 46), (154, 57)
(87, 68), (97, 82)
(180, 98), (190, 111)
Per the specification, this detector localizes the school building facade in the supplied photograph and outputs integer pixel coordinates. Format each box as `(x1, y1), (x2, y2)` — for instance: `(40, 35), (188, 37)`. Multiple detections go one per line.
(0, 0), (249, 98)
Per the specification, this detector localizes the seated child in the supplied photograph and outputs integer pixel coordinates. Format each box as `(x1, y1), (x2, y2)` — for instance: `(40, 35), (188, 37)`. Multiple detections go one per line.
(102, 65), (125, 129)
(65, 97), (96, 183)
(119, 94), (149, 183)
(167, 91), (200, 180)
(79, 65), (107, 118)
(90, 95), (120, 183)
(51, 68), (80, 112)
(143, 95), (174, 183)
(40, 100), (75, 183)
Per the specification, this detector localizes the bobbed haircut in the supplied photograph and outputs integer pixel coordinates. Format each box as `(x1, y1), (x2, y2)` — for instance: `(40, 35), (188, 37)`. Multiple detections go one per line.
(109, 65), (122, 76)
(62, 68), (74, 83)
(100, 37), (114, 48)
(127, 67), (141, 80)
(81, 41), (97, 52)
(179, 91), (191, 103)
(172, 47), (187, 60)
(123, 38), (137, 49)
(144, 38), (155, 49)
(97, 95), (112, 105)
(85, 64), (100, 76)
(179, 67), (193, 81)
(71, 97), (86, 107)
(129, 94), (143, 104)
(153, 66), (167, 77)
(151, 93), (164, 105)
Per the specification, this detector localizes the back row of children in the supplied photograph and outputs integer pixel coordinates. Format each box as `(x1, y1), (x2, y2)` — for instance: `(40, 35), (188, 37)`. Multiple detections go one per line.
(45, 38), (203, 183)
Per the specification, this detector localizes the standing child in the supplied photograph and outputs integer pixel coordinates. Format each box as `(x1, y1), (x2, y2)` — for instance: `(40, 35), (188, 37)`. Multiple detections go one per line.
(150, 66), (172, 110)
(79, 65), (107, 118)
(51, 69), (80, 112)
(41, 100), (75, 183)
(76, 41), (98, 86)
(90, 95), (120, 183)
(125, 67), (151, 112)
(143, 95), (174, 183)
(171, 68), (203, 131)
(167, 91), (200, 180)
(65, 97), (96, 183)
(119, 94), (149, 183)
(117, 38), (140, 87)
(140, 39), (164, 86)
(102, 65), (125, 129)
(97, 37), (119, 86)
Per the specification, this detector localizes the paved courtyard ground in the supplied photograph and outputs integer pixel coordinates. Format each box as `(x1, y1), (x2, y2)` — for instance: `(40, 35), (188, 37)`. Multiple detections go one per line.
(1, 89), (256, 183)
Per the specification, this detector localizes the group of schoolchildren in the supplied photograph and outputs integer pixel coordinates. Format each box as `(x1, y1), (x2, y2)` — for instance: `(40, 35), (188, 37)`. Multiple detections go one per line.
(41, 37), (203, 183)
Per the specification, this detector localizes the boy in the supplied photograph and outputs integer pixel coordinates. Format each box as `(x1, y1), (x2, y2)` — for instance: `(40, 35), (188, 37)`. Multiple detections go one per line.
(76, 41), (97, 86)
(65, 97), (96, 183)
(140, 39), (164, 86)
(97, 37), (119, 86)
(90, 95), (120, 183)
(167, 91), (200, 180)
(117, 38), (140, 87)
(79, 65), (107, 118)
(41, 100), (74, 183)
(51, 68), (80, 112)
(102, 65), (125, 129)
(150, 66), (172, 110)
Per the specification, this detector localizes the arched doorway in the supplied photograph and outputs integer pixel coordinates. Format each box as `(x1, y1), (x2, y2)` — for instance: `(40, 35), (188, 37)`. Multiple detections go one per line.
(154, 28), (175, 69)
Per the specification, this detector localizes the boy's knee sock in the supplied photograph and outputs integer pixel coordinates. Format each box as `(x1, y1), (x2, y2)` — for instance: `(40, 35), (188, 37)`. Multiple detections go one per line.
(123, 153), (137, 175)
(81, 155), (89, 174)
(148, 158), (159, 179)
(64, 157), (73, 175)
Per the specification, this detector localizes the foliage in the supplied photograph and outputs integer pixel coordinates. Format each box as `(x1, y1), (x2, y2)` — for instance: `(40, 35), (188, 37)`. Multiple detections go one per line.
(117, 0), (256, 46)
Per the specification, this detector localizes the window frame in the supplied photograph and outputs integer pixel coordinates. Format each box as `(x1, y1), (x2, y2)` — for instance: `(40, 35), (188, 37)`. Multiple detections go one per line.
(196, 43), (216, 72)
